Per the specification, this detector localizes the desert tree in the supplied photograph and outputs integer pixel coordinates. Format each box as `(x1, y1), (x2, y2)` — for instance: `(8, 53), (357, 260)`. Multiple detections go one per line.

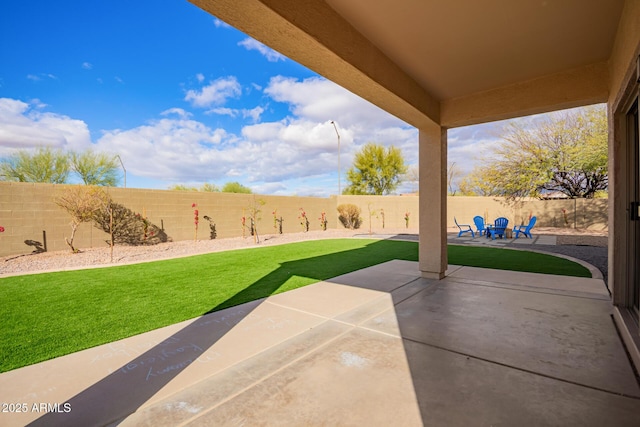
(70, 150), (120, 186)
(458, 105), (607, 199)
(402, 165), (419, 193)
(222, 181), (252, 193)
(447, 162), (462, 195)
(0, 147), (70, 183)
(344, 143), (407, 195)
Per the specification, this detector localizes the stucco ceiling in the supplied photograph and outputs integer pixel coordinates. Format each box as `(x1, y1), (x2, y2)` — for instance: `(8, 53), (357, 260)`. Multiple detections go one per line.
(325, 0), (624, 100)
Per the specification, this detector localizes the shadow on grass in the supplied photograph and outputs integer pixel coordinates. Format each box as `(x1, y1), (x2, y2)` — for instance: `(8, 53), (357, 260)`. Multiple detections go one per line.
(205, 239), (417, 314)
(29, 239), (417, 426)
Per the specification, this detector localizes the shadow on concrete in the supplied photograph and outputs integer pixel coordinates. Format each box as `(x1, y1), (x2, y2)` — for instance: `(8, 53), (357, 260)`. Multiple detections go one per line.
(28, 239), (418, 426)
(392, 275), (640, 425)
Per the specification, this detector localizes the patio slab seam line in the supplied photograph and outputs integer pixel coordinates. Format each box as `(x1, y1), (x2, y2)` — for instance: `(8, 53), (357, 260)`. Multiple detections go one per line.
(401, 336), (640, 400)
(443, 275), (611, 302)
(123, 303), (334, 417)
(263, 273), (429, 322)
(174, 320), (389, 427)
(132, 277), (428, 417)
(123, 319), (345, 425)
(264, 296), (406, 339)
(263, 292), (387, 320)
(131, 292), (398, 419)
(389, 277), (440, 306)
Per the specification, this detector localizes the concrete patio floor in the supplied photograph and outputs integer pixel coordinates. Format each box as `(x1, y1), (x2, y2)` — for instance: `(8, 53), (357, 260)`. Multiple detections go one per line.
(1, 261), (639, 426)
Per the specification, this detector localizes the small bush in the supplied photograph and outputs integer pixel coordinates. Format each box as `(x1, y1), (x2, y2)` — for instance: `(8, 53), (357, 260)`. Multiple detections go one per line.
(337, 204), (362, 229)
(55, 186), (110, 253)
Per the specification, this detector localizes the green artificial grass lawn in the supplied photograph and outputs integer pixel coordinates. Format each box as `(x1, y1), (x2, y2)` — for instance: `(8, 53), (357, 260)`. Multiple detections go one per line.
(0, 239), (590, 372)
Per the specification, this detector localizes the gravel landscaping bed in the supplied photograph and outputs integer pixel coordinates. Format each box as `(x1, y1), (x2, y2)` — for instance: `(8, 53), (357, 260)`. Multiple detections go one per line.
(1, 227), (609, 284)
(0, 229), (384, 277)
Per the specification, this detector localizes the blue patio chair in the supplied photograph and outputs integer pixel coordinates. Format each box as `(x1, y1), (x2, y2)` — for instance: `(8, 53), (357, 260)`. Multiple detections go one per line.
(454, 217), (474, 238)
(473, 216), (486, 236)
(513, 216), (537, 238)
(488, 217), (509, 240)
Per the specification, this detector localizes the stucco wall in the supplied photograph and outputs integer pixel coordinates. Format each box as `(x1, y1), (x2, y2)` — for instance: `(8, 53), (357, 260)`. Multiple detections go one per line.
(0, 182), (608, 258)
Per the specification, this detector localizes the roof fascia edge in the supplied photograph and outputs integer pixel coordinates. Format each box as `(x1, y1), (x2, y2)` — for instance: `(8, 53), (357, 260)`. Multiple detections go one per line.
(189, 0), (440, 129)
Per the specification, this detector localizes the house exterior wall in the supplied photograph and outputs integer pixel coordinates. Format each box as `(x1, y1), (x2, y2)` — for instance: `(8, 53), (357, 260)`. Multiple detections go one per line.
(608, 0), (640, 372)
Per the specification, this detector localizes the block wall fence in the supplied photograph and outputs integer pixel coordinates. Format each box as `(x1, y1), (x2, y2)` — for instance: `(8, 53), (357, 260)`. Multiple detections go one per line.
(0, 182), (608, 258)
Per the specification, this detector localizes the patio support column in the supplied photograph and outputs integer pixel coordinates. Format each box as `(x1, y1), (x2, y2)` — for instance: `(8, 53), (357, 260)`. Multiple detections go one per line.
(419, 123), (447, 279)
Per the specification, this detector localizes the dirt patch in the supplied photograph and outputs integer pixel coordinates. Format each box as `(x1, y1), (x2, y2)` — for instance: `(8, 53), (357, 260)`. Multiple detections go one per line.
(556, 235), (608, 247)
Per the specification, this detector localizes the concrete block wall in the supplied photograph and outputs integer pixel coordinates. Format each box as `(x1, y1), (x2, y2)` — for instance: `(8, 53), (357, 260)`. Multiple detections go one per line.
(447, 196), (608, 230)
(336, 195), (418, 231)
(0, 182), (608, 258)
(0, 182), (337, 258)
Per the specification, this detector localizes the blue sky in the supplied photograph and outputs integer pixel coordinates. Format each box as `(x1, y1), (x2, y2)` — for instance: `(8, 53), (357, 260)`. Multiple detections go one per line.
(1, 0), (562, 196)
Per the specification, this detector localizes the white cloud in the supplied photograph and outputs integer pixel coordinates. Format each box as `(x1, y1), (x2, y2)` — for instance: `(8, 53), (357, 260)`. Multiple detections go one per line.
(160, 108), (192, 119)
(184, 76), (241, 108)
(30, 98), (47, 109)
(261, 75), (419, 168)
(242, 106), (264, 122)
(238, 38), (286, 62)
(251, 182), (287, 194)
(0, 74), (421, 196)
(209, 107), (237, 117)
(115, 76), (124, 84)
(0, 98), (91, 156)
(208, 105), (264, 123)
(103, 75), (415, 194)
(27, 73), (57, 82)
(196, 73), (205, 83)
(95, 117), (228, 181)
(447, 122), (504, 173)
(213, 18), (231, 29)
(264, 76), (406, 129)
(82, 62), (93, 70)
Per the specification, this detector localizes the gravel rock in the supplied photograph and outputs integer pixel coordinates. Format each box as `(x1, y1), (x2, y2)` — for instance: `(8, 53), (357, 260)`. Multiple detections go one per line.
(0, 229), (397, 277)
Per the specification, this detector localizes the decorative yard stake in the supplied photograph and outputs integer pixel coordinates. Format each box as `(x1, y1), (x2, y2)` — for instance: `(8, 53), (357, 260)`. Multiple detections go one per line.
(319, 211), (327, 231)
(272, 209), (278, 233)
(272, 209), (284, 234)
(298, 208), (309, 232)
(367, 203), (375, 235)
(246, 198), (265, 243)
(241, 209), (246, 238)
(192, 203), (199, 241)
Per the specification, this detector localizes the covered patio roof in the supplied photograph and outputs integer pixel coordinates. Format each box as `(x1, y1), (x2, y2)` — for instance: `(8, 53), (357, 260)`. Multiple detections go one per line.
(189, 0), (625, 128)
